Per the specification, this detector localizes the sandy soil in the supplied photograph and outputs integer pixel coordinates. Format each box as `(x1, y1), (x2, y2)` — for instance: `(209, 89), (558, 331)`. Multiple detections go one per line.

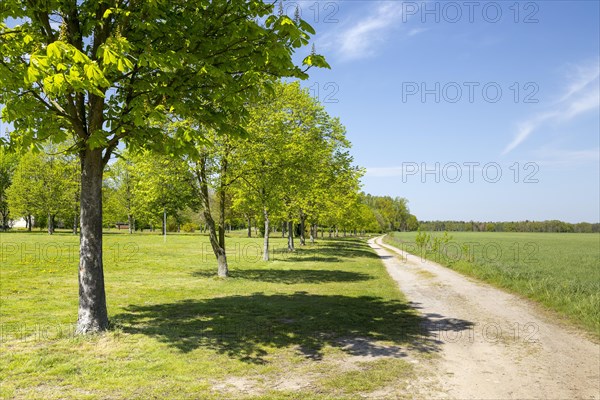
(369, 236), (600, 400)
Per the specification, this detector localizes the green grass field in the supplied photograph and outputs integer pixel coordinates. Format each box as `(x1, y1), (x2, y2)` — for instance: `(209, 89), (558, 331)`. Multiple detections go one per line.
(0, 231), (431, 399)
(385, 231), (600, 337)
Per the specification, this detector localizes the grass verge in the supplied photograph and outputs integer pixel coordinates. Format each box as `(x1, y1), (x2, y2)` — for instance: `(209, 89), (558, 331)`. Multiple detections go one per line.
(1, 231), (433, 399)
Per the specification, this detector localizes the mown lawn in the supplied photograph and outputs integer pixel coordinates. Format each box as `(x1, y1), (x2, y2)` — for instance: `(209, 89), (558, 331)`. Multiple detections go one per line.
(385, 231), (600, 338)
(0, 231), (431, 399)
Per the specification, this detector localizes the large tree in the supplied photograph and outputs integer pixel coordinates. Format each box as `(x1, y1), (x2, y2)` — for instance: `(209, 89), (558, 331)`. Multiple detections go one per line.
(1, 1), (325, 332)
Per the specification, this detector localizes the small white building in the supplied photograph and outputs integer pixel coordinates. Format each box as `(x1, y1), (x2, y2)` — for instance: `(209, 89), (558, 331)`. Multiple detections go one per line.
(11, 217), (34, 229)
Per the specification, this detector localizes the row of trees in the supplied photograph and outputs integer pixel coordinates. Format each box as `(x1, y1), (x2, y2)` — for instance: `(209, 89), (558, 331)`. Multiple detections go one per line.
(0, 147), (79, 233)
(418, 220), (600, 233)
(1, 142), (422, 242)
(0, 1), (416, 333)
(1, 0), (331, 333)
(1, 80), (410, 272)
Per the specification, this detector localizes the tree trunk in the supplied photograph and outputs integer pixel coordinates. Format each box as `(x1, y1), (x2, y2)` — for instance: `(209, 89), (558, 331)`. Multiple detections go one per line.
(162, 207), (167, 237)
(73, 213), (78, 235)
(218, 224), (225, 251)
(281, 221), (286, 238)
(247, 217), (252, 237)
(195, 156), (228, 277)
(218, 153), (228, 251)
(128, 214), (133, 234)
(203, 204), (228, 277)
(77, 147), (109, 333)
(287, 220), (294, 251)
(299, 210), (306, 246)
(47, 213), (54, 235)
(1, 212), (7, 231)
(27, 214), (32, 231)
(218, 206), (225, 251)
(263, 208), (270, 261)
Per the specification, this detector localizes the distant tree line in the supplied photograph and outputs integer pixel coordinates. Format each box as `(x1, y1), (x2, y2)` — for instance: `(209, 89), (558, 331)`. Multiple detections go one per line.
(418, 220), (600, 233)
(361, 194), (418, 232)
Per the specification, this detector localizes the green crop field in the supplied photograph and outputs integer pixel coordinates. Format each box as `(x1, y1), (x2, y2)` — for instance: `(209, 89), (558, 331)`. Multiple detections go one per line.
(0, 231), (430, 399)
(385, 231), (600, 337)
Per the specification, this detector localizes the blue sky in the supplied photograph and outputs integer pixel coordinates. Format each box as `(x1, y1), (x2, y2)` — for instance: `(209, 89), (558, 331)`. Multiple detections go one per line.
(294, 0), (600, 223)
(2, 2), (598, 223)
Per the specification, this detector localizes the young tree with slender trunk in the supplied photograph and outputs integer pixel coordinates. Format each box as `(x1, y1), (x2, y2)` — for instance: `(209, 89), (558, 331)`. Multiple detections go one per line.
(186, 131), (239, 277)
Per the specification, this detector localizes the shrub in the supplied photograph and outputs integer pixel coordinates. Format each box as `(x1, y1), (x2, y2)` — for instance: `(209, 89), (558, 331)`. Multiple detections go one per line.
(181, 222), (196, 233)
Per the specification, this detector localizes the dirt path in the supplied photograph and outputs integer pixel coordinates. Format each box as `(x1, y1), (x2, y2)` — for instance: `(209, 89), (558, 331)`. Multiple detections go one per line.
(368, 236), (600, 399)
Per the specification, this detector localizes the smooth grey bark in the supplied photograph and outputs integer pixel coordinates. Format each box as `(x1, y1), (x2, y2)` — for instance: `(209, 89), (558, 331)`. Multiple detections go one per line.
(263, 208), (270, 261)
(218, 216), (225, 251)
(217, 158), (227, 251)
(128, 214), (133, 234)
(299, 210), (306, 246)
(195, 156), (228, 277)
(76, 147), (109, 333)
(47, 213), (54, 235)
(287, 220), (294, 251)
(162, 207), (167, 236)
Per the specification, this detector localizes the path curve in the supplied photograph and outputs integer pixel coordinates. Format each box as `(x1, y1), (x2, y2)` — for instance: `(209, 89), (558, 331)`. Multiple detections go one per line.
(368, 236), (600, 399)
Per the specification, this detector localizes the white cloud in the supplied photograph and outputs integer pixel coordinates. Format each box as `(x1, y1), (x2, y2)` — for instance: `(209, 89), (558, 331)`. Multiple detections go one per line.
(502, 59), (600, 155)
(326, 1), (416, 61)
(408, 28), (428, 37)
(557, 61), (600, 104)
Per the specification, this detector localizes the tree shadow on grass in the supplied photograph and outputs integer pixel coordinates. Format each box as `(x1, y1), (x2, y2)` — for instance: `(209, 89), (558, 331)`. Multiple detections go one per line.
(270, 240), (381, 263)
(113, 293), (473, 363)
(191, 269), (373, 284)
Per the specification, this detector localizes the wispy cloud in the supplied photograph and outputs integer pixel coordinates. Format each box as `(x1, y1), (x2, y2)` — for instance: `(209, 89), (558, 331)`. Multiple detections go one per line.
(323, 1), (418, 61)
(503, 59), (600, 155)
(408, 27), (428, 37)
